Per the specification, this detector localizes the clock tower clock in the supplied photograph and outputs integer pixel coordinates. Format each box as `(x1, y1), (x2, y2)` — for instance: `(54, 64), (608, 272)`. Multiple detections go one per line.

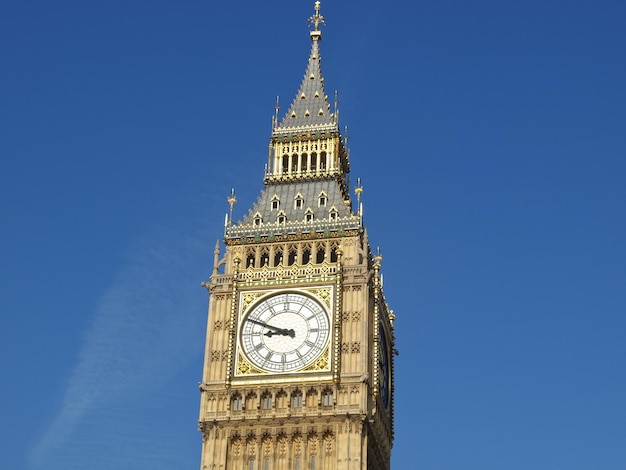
(198, 3), (396, 469)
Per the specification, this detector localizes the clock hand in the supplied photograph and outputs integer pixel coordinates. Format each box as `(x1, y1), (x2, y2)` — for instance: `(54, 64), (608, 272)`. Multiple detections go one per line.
(247, 318), (295, 337)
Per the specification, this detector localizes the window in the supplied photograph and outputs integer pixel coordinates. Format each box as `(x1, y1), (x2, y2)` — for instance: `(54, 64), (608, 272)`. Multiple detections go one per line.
(264, 459), (270, 470)
(292, 392), (303, 408)
(322, 390), (333, 407)
(254, 214), (262, 226)
(246, 253), (255, 268)
(295, 457), (300, 470)
(305, 210), (314, 222)
(249, 459), (255, 470)
(294, 196), (304, 209)
(316, 247), (325, 264)
(329, 209), (338, 221)
(271, 197), (280, 210)
(232, 395), (242, 411)
(318, 194), (327, 207)
(311, 456), (316, 470)
(262, 394), (272, 410)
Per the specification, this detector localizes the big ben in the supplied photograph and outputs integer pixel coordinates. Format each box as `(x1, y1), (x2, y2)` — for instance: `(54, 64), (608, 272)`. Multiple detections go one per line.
(198, 3), (396, 470)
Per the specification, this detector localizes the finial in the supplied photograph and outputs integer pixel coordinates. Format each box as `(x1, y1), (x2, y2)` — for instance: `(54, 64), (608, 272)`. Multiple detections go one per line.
(308, 1), (326, 39)
(227, 188), (237, 225)
(355, 177), (363, 205)
(272, 96), (280, 129)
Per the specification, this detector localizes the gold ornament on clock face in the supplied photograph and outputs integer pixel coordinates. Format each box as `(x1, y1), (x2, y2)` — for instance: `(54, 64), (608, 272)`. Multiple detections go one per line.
(240, 292), (330, 373)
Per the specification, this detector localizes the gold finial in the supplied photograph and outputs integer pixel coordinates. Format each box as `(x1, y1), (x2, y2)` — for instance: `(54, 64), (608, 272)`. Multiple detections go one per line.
(308, 1), (326, 34)
(374, 246), (383, 266)
(227, 188), (237, 225)
(355, 177), (363, 199)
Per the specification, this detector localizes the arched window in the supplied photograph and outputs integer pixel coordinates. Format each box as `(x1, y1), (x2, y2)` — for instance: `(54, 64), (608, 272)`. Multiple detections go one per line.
(316, 246), (325, 264)
(291, 390), (303, 408)
(246, 252), (255, 268)
(273, 248), (283, 267)
(231, 394), (242, 411)
(253, 213), (262, 226)
(282, 155), (289, 173)
(301, 153), (308, 172)
(264, 458), (270, 470)
(260, 249), (269, 267)
(262, 393), (272, 410)
(288, 247), (297, 266)
(330, 246), (338, 263)
(311, 152), (317, 171)
(322, 389), (333, 407)
(291, 154), (298, 173)
(302, 247), (311, 265)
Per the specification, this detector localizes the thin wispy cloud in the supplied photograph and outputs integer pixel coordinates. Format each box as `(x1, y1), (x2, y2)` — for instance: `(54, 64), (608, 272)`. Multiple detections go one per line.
(29, 224), (212, 469)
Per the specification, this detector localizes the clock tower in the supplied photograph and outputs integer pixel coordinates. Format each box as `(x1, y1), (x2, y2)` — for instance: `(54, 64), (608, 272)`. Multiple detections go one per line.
(198, 3), (396, 469)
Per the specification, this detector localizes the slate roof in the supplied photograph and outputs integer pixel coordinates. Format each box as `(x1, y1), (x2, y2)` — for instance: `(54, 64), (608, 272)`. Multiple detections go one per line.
(277, 33), (335, 131)
(226, 179), (360, 239)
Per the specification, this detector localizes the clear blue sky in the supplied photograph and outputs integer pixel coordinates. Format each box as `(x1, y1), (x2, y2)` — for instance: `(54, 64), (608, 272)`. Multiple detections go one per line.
(2, 1), (625, 469)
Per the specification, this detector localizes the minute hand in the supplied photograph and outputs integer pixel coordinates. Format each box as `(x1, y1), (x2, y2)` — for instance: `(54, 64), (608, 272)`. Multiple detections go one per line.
(247, 318), (295, 338)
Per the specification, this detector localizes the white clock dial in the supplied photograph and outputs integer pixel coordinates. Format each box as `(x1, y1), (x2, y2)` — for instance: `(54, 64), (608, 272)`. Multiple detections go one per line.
(240, 292), (330, 373)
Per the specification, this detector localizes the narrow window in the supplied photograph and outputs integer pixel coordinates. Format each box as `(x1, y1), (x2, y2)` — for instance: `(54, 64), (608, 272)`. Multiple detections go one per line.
(262, 395), (272, 410)
(323, 390), (333, 407)
(294, 196), (303, 209)
(305, 210), (314, 222)
(246, 253), (255, 268)
(274, 249), (283, 267)
(249, 459), (255, 470)
(302, 248), (311, 265)
(282, 155), (289, 173)
(311, 456), (316, 470)
(330, 246), (338, 263)
(260, 251), (269, 267)
(316, 247), (325, 264)
(271, 197), (280, 210)
(232, 395), (242, 411)
(319, 195), (326, 207)
(292, 392), (303, 408)
(329, 209), (338, 221)
(264, 459), (269, 470)
(254, 215), (262, 226)
(288, 250), (297, 266)
(295, 457), (300, 470)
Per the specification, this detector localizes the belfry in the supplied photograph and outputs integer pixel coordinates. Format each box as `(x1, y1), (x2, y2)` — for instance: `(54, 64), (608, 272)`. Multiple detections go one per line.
(198, 3), (396, 469)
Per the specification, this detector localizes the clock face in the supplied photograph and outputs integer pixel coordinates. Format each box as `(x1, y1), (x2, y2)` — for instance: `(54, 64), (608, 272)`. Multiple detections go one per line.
(378, 322), (390, 409)
(240, 292), (330, 373)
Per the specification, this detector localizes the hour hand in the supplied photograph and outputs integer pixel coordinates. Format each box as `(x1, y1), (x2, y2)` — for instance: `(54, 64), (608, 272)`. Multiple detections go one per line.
(247, 319), (295, 337)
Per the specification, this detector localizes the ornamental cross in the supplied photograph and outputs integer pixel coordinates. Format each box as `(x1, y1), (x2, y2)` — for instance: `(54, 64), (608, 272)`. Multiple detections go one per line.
(308, 1), (326, 31)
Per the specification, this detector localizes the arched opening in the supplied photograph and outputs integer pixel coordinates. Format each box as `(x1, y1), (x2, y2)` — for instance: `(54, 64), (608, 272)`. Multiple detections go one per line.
(282, 155), (289, 173)
(316, 247), (325, 264)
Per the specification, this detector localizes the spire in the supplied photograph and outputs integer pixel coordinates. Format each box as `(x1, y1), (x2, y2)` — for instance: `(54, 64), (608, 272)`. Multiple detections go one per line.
(276, 2), (336, 132)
